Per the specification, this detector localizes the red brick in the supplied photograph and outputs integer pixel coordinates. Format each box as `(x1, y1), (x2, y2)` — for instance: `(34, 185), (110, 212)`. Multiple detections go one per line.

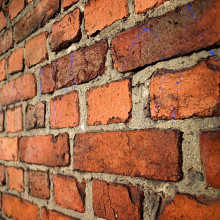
(25, 32), (48, 67)
(9, 0), (24, 20)
(42, 208), (79, 220)
(200, 130), (220, 188)
(41, 40), (108, 93)
(3, 194), (40, 220)
(0, 28), (12, 55)
(0, 137), (18, 161)
(50, 9), (81, 52)
(50, 91), (79, 129)
(112, 0), (220, 72)
(0, 111), (4, 132)
(74, 129), (182, 181)
(1, 73), (36, 106)
(53, 175), (85, 212)
(62, 0), (78, 10)
(93, 180), (144, 220)
(6, 105), (23, 133)
(87, 80), (132, 125)
(85, 0), (129, 36)
(0, 10), (7, 31)
(150, 58), (220, 120)
(135, 0), (168, 13)
(0, 59), (6, 82)
(19, 133), (70, 166)
(26, 102), (45, 130)
(8, 167), (24, 192)
(0, 165), (5, 186)
(28, 171), (50, 199)
(8, 48), (24, 74)
(160, 194), (220, 220)
(14, 0), (59, 43)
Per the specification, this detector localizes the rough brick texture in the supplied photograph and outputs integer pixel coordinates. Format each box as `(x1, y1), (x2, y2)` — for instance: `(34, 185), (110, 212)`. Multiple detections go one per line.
(62, 0), (78, 10)
(9, 0), (24, 20)
(53, 175), (85, 212)
(0, 10), (7, 31)
(50, 91), (79, 129)
(50, 9), (81, 52)
(8, 167), (24, 192)
(19, 133), (70, 166)
(28, 171), (50, 199)
(6, 106), (23, 133)
(87, 80), (132, 125)
(74, 129), (182, 181)
(93, 180), (144, 220)
(0, 59), (6, 81)
(42, 208), (79, 220)
(112, 0), (220, 72)
(150, 58), (220, 120)
(200, 130), (220, 188)
(1, 73), (36, 106)
(85, 0), (129, 35)
(0, 165), (5, 186)
(0, 28), (12, 55)
(8, 48), (24, 74)
(0, 137), (18, 161)
(135, 0), (168, 13)
(0, 111), (3, 132)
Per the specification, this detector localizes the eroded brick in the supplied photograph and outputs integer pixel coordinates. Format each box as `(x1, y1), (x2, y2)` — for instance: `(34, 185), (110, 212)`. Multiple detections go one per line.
(0, 165), (5, 186)
(9, 0), (24, 20)
(0, 28), (12, 55)
(0, 137), (18, 161)
(8, 167), (24, 192)
(0, 59), (6, 82)
(8, 48), (24, 74)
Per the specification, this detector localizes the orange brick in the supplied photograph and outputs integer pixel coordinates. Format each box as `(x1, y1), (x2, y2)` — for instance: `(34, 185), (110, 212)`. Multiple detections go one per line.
(42, 208), (79, 220)
(0, 164), (5, 186)
(135, 0), (168, 13)
(8, 167), (24, 192)
(0, 59), (6, 81)
(9, 0), (24, 20)
(8, 48), (24, 74)
(0, 28), (13, 55)
(0, 137), (18, 161)
(0, 111), (4, 132)
(62, 0), (78, 10)
(0, 10), (7, 31)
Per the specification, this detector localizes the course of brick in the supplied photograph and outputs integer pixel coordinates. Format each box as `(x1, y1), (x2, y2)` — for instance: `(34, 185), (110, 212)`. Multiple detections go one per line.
(0, 0), (219, 219)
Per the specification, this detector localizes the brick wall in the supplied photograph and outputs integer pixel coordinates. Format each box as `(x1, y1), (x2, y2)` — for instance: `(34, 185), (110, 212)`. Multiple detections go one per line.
(0, 0), (220, 219)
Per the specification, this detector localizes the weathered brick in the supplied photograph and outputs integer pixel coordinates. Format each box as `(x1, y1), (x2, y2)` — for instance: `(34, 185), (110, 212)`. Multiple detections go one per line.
(0, 111), (4, 132)
(6, 105), (23, 133)
(62, 0), (78, 10)
(0, 28), (12, 55)
(3, 194), (40, 220)
(0, 165), (5, 186)
(53, 175), (85, 212)
(0, 137), (18, 161)
(28, 171), (50, 199)
(160, 194), (220, 220)
(0, 10), (7, 31)
(8, 48), (24, 74)
(42, 208), (79, 220)
(135, 0), (168, 13)
(74, 129), (182, 181)
(1, 73), (36, 106)
(150, 58), (220, 120)
(0, 192), (1, 210)
(9, 0), (24, 20)
(112, 0), (220, 72)
(93, 180), (144, 220)
(85, 0), (129, 36)
(19, 133), (70, 166)
(87, 80), (132, 125)
(0, 59), (6, 82)
(8, 167), (24, 192)
(41, 40), (108, 93)
(14, 0), (59, 43)
(26, 102), (45, 130)
(50, 91), (79, 129)
(200, 130), (220, 188)
(50, 9), (81, 52)
(25, 32), (48, 67)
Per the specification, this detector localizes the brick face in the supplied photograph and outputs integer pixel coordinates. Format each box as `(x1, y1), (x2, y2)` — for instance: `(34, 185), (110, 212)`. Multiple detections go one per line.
(74, 129), (182, 181)
(8, 167), (25, 192)
(0, 28), (13, 55)
(9, 0), (24, 20)
(0, 59), (6, 82)
(42, 208), (79, 220)
(0, 111), (4, 132)
(8, 48), (24, 74)
(135, 0), (168, 13)
(0, 165), (5, 186)
(0, 10), (7, 31)
(0, 137), (18, 161)
(62, 0), (78, 10)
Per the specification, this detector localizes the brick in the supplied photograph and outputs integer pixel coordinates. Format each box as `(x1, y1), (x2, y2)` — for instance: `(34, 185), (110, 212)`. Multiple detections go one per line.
(112, 0), (220, 72)
(28, 171), (50, 199)
(0, 137), (18, 161)
(0, 165), (5, 186)
(8, 167), (24, 192)
(9, 0), (24, 20)
(74, 129), (182, 181)
(1, 73), (36, 106)
(200, 130), (220, 188)
(62, 0), (78, 10)
(50, 91), (79, 129)
(8, 48), (24, 74)
(41, 40), (108, 93)
(87, 80), (132, 125)
(25, 32), (48, 67)
(93, 180), (144, 220)
(150, 58), (220, 120)
(6, 105), (23, 133)
(0, 59), (6, 82)
(0, 28), (12, 55)
(0, 111), (4, 132)
(85, 0), (129, 36)
(50, 9), (81, 52)
(0, 192), (1, 210)
(42, 208), (79, 220)
(0, 10), (7, 31)
(135, 0), (168, 13)
(160, 194), (220, 220)
(26, 102), (45, 130)
(19, 133), (70, 166)
(3, 194), (39, 220)
(53, 175), (85, 212)
(14, 0), (59, 43)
